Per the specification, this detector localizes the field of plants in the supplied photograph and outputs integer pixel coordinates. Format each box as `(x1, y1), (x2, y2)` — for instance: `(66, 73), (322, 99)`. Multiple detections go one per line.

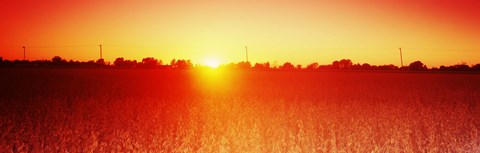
(1, 68), (479, 152)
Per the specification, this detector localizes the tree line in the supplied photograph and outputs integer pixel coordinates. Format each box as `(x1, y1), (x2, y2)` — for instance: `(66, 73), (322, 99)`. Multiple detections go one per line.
(1, 56), (479, 72)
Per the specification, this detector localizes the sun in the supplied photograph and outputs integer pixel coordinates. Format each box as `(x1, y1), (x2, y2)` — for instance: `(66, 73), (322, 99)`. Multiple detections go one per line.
(204, 58), (220, 68)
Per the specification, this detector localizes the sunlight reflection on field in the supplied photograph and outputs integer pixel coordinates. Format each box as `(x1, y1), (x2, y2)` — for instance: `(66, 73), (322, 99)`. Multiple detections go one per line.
(196, 69), (234, 93)
(1, 69), (480, 152)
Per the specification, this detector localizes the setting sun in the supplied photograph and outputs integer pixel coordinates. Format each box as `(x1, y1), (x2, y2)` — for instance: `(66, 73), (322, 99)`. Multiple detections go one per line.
(204, 58), (220, 68)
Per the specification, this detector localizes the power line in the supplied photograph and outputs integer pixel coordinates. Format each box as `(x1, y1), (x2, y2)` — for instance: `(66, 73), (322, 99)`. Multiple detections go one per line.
(29, 45), (98, 49)
(0, 45), (23, 48)
(0, 45), (97, 49)
(1, 44), (479, 52)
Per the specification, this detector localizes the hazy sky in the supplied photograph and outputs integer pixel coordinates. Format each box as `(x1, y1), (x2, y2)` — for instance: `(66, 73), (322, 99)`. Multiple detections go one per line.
(1, 0), (479, 67)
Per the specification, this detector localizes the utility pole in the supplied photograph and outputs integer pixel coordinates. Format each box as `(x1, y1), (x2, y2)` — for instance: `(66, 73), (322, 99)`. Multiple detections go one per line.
(245, 46), (248, 62)
(23, 46), (26, 61)
(99, 45), (103, 59)
(399, 47), (404, 68)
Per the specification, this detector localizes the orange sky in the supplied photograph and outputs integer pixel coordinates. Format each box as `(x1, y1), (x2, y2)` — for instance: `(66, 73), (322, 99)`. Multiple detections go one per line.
(1, 0), (479, 67)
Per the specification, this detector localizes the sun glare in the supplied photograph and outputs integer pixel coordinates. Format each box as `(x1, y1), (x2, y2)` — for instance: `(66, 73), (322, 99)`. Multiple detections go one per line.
(204, 58), (220, 68)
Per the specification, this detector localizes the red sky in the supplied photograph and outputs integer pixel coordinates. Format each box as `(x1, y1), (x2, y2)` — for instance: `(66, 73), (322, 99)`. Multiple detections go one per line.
(1, 0), (479, 67)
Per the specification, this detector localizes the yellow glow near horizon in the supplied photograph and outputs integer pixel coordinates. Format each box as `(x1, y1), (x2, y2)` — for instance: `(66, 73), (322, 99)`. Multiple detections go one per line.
(204, 58), (220, 68)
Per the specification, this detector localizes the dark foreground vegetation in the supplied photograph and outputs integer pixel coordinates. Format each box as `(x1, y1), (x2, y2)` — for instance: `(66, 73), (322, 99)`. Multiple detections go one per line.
(0, 68), (479, 152)
(1, 56), (480, 72)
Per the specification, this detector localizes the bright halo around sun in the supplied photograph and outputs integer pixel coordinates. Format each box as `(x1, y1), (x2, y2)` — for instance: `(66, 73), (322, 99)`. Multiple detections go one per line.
(204, 58), (220, 68)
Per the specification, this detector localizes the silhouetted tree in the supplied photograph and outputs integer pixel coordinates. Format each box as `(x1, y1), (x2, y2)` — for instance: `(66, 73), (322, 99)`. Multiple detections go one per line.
(332, 61), (340, 69)
(113, 58), (136, 68)
(52, 56), (67, 65)
(52, 56), (61, 64)
(439, 65), (447, 71)
(332, 59), (352, 69)
(306, 62), (319, 70)
(264, 62), (271, 69)
(280, 62), (295, 70)
(377, 64), (398, 70)
(472, 64), (480, 71)
(141, 57), (160, 68)
(96, 59), (105, 66)
(351, 63), (361, 70)
(340, 59), (352, 69)
(296, 65), (302, 70)
(5, 55), (477, 72)
(236, 61), (251, 69)
(317, 65), (331, 70)
(68, 60), (74, 66)
(361, 63), (372, 70)
(86, 60), (95, 67)
(220, 62), (236, 69)
(67, 60), (80, 66)
(126, 60), (137, 68)
(171, 59), (193, 69)
(452, 63), (470, 71)
(408, 61), (427, 70)
(114, 57), (125, 67)
(253, 62), (270, 70)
